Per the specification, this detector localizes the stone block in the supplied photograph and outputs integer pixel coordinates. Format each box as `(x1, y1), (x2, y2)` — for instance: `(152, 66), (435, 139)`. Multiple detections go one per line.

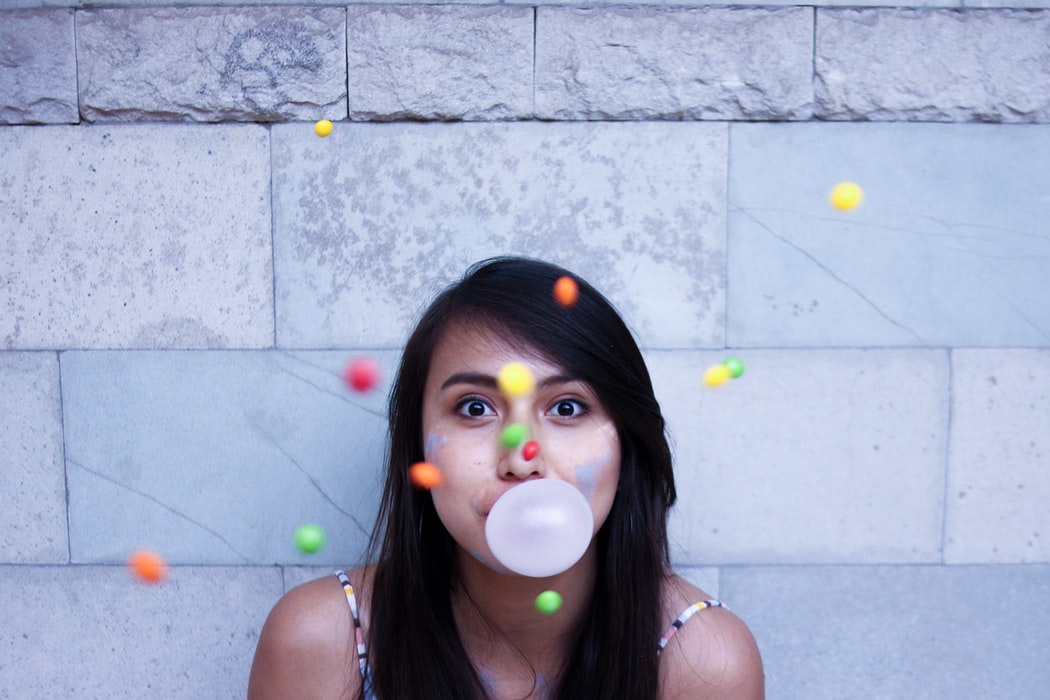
(272, 121), (727, 349)
(816, 9), (1050, 122)
(0, 125), (272, 349)
(347, 5), (533, 120)
(61, 350), (393, 566)
(76, 7), (346, 122)
(536, 7), (813, 120)
(0, 9), (78, 124)
(946, 349), (1050, 563)
(0, 564), (281, 697)
(728, 122), (1050, 347)
(649, 349), (947, 564)
(0, 352), (66, 564)
(723, 564), (1050, 699)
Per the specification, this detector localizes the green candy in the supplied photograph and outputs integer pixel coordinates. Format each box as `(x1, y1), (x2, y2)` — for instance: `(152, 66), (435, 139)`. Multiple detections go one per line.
(535, 590), (563, 615)
(723, 357), (745, 378)
(294, 523), (326, 554)
(500, 423), (528, 449)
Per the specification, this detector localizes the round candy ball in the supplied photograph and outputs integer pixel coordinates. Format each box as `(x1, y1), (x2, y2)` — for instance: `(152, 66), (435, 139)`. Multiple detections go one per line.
(127, 549), (168, 584)
(314, 119), (333, 137)
(485, 479), (593, 578)
(344, 357), (380, 393)
(553, 276), (579, 307)
(498, 362), (535, 398)
(294, 523), (327, 554)
(522, 440), (540, 462)
(535, 590), (563, 615)
(829, 181), (863, 211)
(500, 423), (529, 450)
(703, 364), (731, 388)
(409, 461), (443, 489)
(723, 357), (746, 379)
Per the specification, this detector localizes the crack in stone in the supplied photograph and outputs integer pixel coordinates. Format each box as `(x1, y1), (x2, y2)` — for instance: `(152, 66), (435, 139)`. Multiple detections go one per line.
(734, 205), (927, 344)
(68, 459), (250, 562)
(272, 351), (387, 420)
(246, 419), (371, 538)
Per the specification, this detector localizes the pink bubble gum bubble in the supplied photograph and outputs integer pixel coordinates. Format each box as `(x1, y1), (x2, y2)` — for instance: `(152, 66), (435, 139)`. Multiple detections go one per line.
(344, 357), (380, 392)
(485, 479), (593, 578)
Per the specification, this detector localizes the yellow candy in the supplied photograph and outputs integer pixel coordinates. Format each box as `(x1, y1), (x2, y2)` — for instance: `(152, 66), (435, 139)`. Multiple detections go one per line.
(703, 364), (731, 388)
(314, 119), (333, 137)
(498, 362), (535, 397)
(829, 181), (863, 211)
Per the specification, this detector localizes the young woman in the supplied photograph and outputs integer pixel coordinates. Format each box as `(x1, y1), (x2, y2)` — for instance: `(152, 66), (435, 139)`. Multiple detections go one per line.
(248, 257), (763, 699)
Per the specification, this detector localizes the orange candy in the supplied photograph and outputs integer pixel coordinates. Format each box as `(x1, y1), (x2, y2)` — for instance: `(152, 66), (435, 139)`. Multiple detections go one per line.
(553, 276), (579, 307)
(409, 462), (443, 489)
(127, 549), (168, 584)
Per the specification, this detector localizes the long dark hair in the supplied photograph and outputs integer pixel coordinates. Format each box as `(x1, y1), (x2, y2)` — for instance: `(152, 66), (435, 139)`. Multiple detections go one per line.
(361, 257), (677, 699)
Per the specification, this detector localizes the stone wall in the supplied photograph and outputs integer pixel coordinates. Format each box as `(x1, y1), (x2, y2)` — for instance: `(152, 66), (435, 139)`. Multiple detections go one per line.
(2, 4), (1049, 698)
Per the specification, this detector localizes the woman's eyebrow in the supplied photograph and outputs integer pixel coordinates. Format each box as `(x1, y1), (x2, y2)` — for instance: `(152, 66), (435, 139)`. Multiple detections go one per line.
(440, 372), (497, 390)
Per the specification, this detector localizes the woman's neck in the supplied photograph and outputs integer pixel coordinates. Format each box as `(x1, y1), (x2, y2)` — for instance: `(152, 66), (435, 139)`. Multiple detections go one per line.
(450, 542), (599, 695)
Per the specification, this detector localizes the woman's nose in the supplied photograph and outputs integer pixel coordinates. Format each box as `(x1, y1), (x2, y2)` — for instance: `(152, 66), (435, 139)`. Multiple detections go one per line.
(499, 425), (544, 480)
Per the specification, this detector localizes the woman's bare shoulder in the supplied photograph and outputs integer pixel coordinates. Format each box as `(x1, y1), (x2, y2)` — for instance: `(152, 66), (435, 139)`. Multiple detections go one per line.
(658, 573), (765, 700)
(247, 567), (372, 700)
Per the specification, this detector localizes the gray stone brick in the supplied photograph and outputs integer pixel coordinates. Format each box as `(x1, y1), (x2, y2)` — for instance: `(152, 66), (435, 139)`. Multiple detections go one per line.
(536, 7), (813, 120)
(272, 121), (728, 349)
(817, 9), (1050, 122)
(0, 564), (281, 697)
(728, 122), (1050, 347)
(649, 349), (947, 564)
(0, 10), (78, 124)
(0, 125), (272, 349)
(77, 7), (346, 122)
(61, 350), (392, 566)
(723, 564), (1050, 699)
(347, 5), (533, 121)
(946, 349), (1050, 563)
(0, 352), (66, 564)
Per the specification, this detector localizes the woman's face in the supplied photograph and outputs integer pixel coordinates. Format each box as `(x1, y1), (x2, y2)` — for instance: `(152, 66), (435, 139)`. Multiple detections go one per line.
(420, 323), (621, 574)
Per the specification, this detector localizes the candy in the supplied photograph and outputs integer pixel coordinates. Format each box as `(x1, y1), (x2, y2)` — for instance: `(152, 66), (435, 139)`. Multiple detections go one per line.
(522, 440), (539, 462)
(498, 362), (535, 398)
(314, 119), (333, 137)
(127, 549), (168, 584)
(553, 276), (579, 307)
(723, 357), (745, 378)
(485, 479), (593, 578)
(409, 461), (443, 489)
(500, 423), (528, 450)
(830, 181), (863, 211)
(344, 356), (380, 392)
(702, 364), (731, 388)
(294, 523), (326, 554)
(535, 590), (563, 615)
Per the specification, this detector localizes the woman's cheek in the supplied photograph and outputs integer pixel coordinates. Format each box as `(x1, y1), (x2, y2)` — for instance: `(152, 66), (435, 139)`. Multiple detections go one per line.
(423, 432), (448, 464)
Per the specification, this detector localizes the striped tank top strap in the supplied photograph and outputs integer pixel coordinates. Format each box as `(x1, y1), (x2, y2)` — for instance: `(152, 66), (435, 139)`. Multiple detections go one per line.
(335, 570), (369, 682)
(657, 599), (724, 654)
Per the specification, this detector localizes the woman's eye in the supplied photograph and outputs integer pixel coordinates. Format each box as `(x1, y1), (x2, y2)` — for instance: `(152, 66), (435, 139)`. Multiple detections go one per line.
(457, 399), (494, 418)
(550, 399), (586, 418)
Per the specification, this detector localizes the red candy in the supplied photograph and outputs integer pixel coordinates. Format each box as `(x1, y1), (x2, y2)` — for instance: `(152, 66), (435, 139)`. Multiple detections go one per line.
(522, 440), (539, 461)
(344, 357), (380, 392)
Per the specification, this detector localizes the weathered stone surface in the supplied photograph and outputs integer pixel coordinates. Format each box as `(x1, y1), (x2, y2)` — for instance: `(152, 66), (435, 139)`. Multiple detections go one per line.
(76, 7), (346, 122)
(0, 125), (272, 349)
(728, 122), (1050, 347)
(725, 564), (1050, 699)
(347, 5), (533, 120)
(0, 564), (281, 697)
(272, 121), (728, 349)
(817, 9), (1050, 122)
(0, 9), (78, 124)
(62, 350), (391, 565)
(651, 349), (948, 564)
(536, 7), (813, 120)
(0, 352), (67, 563)
(946, 349), (1050, 563)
